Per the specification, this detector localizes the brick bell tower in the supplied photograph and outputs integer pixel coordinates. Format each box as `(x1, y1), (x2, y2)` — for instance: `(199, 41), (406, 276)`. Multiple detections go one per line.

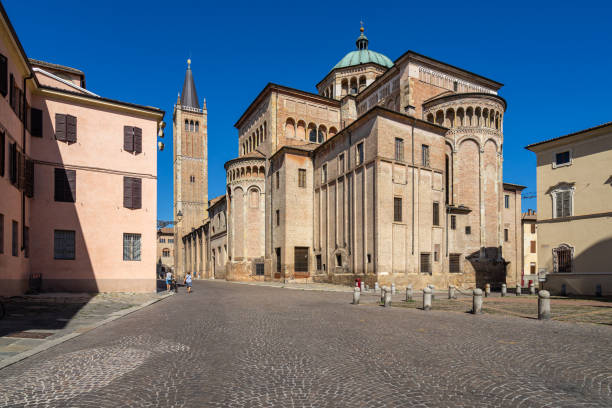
(173, 59), (208, 278)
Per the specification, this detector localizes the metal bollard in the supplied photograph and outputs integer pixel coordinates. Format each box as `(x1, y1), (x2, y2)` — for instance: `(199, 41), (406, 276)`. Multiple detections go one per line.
(353, 287), (360, 305)
(360, 281), (365, 292)
(406, 285), (413, 302)
(484, 283), (491, 297)
(538, 290), (551, 320)
(516, 285), (522, 296)
(391, 283), (396, 295)
(472, 288), (483, 314)
(501, 283), (507, 297)
(529, 283), (536, 295)
(423, 287), (432, 311)
(384, 290), (392, 307)
(448, 285), (456, 299)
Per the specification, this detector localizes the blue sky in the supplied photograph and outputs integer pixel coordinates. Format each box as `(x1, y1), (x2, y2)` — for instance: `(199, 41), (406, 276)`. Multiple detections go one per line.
(6, 0), (612, 220)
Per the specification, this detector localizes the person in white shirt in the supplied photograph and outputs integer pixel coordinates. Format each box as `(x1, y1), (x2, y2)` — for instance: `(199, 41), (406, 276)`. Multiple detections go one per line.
(165, 271), (173, 292)
(184, 272), (193, 294)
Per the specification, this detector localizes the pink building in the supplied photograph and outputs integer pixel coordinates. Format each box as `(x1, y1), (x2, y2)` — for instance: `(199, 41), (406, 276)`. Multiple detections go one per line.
(0, 4), (164, 295)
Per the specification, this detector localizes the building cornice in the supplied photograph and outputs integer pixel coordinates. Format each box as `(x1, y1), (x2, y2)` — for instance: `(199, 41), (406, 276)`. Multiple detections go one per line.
(525, 121), (612, 152)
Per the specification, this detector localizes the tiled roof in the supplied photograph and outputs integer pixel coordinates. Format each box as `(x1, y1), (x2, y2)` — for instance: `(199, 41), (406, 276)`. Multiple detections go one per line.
(208, 194), (225, 208)
(525, 121), (612, 150)
(29, 58), (84, 75)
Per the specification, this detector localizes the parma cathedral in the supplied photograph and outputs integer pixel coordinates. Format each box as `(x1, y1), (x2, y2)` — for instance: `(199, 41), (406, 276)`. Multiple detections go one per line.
(173, 26), (525, 290)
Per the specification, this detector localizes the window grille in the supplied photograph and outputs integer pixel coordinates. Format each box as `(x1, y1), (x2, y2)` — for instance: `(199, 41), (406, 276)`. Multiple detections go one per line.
(394, 197), (402, 222)
(420, 253), (431, 274)
(295, 247), (308, 273)
(123, 233), (141, 261)
(395, 138), (404, 161)
(449, 254), (461, 273)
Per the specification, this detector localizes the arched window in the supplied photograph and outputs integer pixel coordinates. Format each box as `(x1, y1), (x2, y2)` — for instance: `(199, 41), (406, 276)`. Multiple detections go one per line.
(162, 248), (170, 257)
(350, 77), (358, 94)
(256, 129), (260, 146)
(263, 121), (267, 140)
(297, 121), (306, 139)
(308, 123), (317, 142)
(341, 79), (348, 96)
(329, 127), (338, 137)
(285, 118), (296, 138)
(456, 108), (465, 127)
(435, 110), (444, 126)
(318, 125), (327, 143)
(426, 113), (434, 123)
(466, 107), (474, 126)
(249, 188), (259, 208)
(482, 108), (489, 127)
(185, 119), (189, 131)
(475, 107), (482, 126)
(195, 121), (199, 132)
(190, 120), (194, 132)
(359, 75), (366, 91)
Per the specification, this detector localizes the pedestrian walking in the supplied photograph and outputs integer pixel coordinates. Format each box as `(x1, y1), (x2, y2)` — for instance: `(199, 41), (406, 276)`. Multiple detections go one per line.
(184, 272), (193, 294)
(165, 270), (173, 292)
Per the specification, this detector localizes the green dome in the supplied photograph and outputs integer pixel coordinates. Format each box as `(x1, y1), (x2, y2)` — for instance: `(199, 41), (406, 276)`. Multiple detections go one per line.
(333, 49), (394, 70)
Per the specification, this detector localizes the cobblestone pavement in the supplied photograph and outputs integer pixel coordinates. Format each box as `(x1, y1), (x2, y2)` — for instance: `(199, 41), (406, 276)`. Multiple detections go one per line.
(0, 291), (170, 363)
(1, 281), (611, 407)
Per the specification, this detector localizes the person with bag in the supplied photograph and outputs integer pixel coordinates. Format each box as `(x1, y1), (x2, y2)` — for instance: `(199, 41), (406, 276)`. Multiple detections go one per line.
(184, 272), (193, 294)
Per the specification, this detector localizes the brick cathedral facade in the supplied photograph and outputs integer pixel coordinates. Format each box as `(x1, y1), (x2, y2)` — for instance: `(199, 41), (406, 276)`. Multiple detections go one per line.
(176, 27), (524, 290)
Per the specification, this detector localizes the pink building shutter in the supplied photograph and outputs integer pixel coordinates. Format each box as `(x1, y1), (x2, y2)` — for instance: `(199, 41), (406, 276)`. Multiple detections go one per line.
(124, 126), (134, 152)
(132, 178), (142, 209)
(66, 115), (77, 143)
(55, 114), (66, 141)
(133, 127), (142, 154)
(123, 177), (133, 208)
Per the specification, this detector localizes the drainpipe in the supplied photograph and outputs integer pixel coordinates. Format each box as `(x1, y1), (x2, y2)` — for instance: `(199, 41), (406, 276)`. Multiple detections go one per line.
(411, 121), (415, 255)
(22, 74), (33, 252)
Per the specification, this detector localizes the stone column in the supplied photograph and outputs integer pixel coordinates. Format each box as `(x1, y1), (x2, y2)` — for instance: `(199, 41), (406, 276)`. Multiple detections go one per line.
(516, 285), (522, 296)
(353, 287), (360, 305)
(472, 288), (483, 314)
(538, 290), (551, 320)
(423, 287), (432, 311)
(406, 285), (413, 302)
(384, 290), (392, 307)
(484, 283), (491, 297)
(501, 283), (507, 297)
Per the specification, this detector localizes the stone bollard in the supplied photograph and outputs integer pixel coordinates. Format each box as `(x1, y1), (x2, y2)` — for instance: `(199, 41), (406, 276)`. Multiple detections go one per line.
(448, 285), (456, 299)
(538, 290), (551, 320)
(529, 283), (536, 295)
(360, 281), (365, 292)
(428, 284), (435, 301)
(516, 285), (522, 296)
(380, 287), (387, 304)
(484, 283), (491, 297)
(501, 284), (507, 297)
(374, 282), (379, 292)
(423, 287), (432, 311)
(472, 288), (483, 314)
(365, 284), (369, 292)
(406, 285), (413, 302)
(391, 283), (396, 295)
(353, 287), (360, 305)
(384, 290), (392, 307)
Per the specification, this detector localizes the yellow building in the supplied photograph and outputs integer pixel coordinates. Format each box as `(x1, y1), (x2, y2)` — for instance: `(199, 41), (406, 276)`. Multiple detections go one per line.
(521, 210), (537, 287)
(526, 121), (612, 296)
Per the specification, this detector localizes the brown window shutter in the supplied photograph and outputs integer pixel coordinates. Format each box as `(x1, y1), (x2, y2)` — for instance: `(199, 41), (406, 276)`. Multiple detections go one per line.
(0, 131), (4, 177)
(66, 115), (77, 143)
(9, 142), (17, 184)
(66, 169), (76, 202)
(25, 159), (34, 198)
(531, 241), (536, 253)
(55, 114), (66, 141)
(9, 74), (14, 110)
(18, 151), (26, 191)
(133, 127), (142, 154)
(31, 108), (43, 137)
(123, 177), (133, 208)
(0, 53), (7, 97)
(124, 126), (134, 152)
(132, 178), (142, 209)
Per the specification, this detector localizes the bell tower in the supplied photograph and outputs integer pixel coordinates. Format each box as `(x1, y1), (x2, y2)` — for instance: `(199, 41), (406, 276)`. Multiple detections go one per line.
(173, 59), (208, 277)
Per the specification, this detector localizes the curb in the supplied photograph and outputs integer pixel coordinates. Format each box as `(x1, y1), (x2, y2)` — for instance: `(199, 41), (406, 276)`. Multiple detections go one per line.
(0, 292), (173, 370)
(224, 280), (354, 293)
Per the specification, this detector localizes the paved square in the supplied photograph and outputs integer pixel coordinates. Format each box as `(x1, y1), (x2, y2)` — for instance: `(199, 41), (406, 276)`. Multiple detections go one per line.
(0, 281), (611, 407)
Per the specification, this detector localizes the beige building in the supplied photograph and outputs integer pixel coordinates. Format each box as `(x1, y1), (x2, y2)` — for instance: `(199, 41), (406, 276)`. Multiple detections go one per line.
(521, 209), (537, 287)
(526, 121), (612, 296)
(0, 4), (164, 295)
(156, 227), (174, 276)
(178, 26), (524, 290)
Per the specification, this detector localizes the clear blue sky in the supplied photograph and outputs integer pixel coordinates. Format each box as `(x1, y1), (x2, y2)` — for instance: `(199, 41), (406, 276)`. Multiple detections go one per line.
(6, 0), (612, 220)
